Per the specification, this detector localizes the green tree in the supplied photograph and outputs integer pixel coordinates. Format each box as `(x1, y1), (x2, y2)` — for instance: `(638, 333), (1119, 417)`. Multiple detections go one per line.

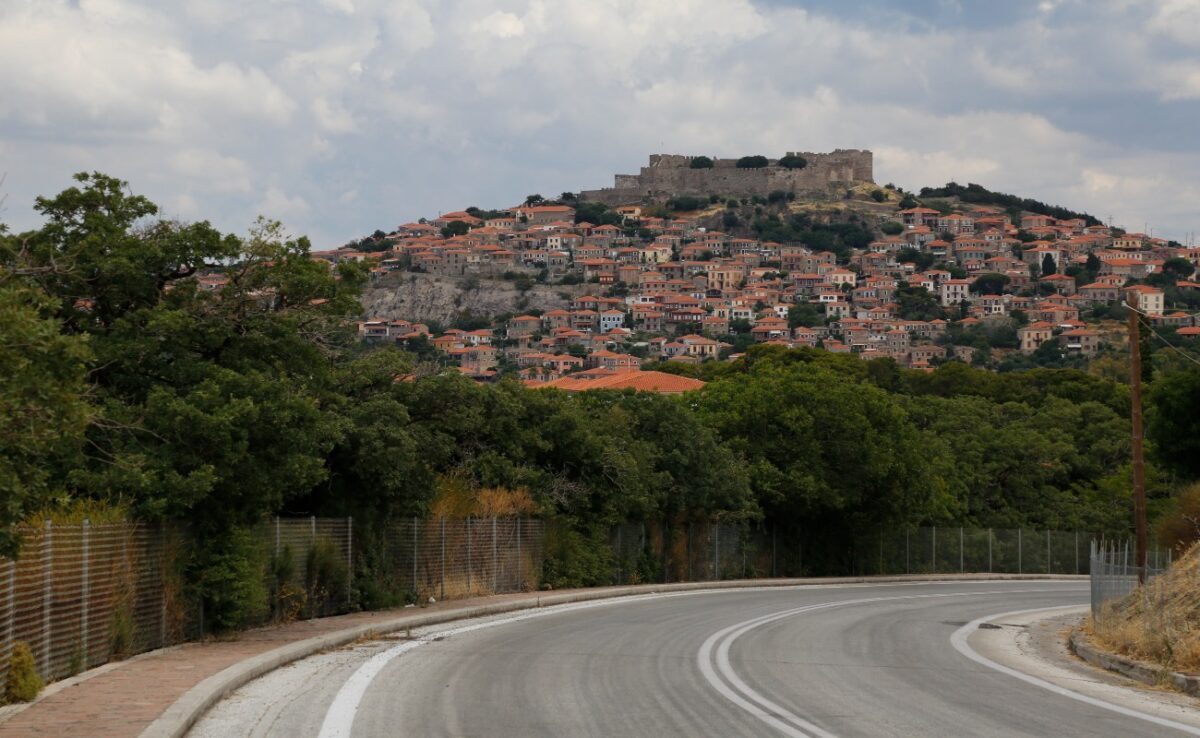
(1148, 369), (1200, 480)
(0, 282), (91, 555)
(787, 303), (824, 328)
(880, 221), (904, 235)
(971, 273), (1011, 295)
(778, 154), (808, 169)
(736, 155), (769, 169)
(1041, 253), (1057, 276)
(689, 156), (714, 169)
(895, 284), (946, 321)
(1163, 257), (1196, 280)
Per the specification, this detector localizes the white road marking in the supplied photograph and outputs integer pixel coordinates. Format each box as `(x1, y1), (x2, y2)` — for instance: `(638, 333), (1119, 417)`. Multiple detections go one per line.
(317, 591), (708, 738)
(697, 588), (1085, 738)
(316, 581), (1081, 738)
(951, 606), (1200, 736)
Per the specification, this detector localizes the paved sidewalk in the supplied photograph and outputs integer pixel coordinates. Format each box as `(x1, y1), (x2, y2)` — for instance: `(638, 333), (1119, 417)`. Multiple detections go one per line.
(0, 590), (546, 738)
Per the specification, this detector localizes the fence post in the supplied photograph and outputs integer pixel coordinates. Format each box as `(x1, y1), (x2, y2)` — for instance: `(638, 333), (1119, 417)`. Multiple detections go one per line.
(1018, 528), (1023, 574)
(411, 517), (418, 596)
(772, 526), (777, 578)
(931, 527), (936, 572)
(466, 518), (472, 593)
(988, 529), (992, 573)
(1075, 531), (1079, 575)
(492, 517), (498, 594)
(42, 520), (52, 678)
(7, 557), (15, 671)
(905, 528), (909, 574)
(81, 519), (90, 667)
(160, 526), (168, 648)
(1046, 530), (1051, 574)
(346, 517), (353, 608)
(615, 525), (622, 584)
(275, 516), (280, 560)
(309, 516), (317, 620)
(714, 523), (720, 580)
(879, 528), (884, 576)
(516, 517), (522, 590)
(959, 527), (964, 573)
(440, 518), (446, 601)
(742, 531), (747, 579)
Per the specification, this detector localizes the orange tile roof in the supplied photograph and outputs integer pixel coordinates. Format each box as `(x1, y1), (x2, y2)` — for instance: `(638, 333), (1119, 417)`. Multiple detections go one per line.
(536, 370), (706, 394)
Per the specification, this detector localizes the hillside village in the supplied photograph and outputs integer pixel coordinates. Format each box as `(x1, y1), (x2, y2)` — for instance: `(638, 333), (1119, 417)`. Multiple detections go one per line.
(303, 154), (1200, 390)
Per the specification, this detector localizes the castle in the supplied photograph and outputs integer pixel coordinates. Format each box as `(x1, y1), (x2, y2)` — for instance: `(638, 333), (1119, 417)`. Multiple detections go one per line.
(578, 150), (874, 205)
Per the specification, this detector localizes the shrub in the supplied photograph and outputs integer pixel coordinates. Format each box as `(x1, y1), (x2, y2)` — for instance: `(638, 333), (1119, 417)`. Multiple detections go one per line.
(306, 537), (350, 617)
(5, 642), (43, 703)
(870, 189), (887, 203)
(666, 196), (707, 212)
(194, 528), (269, 632)
(767, 190), (788, 204)
(736, 155), (769, 169)
(779, 154), (808, 169)
(880, 221), (905, 235)
(689, 156), (714, 169)
(541, 524), (613, 589)
(271, 545), (306, 622)
(110, 607), (133, 659)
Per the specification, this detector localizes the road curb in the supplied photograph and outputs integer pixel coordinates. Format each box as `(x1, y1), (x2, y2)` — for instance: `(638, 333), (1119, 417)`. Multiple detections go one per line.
(1069, 628), (1200, 696)
(140, 573), (1085, 738)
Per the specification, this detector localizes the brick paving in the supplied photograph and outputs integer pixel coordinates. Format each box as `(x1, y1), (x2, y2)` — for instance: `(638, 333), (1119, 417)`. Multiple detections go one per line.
(0, 590), (552, 738)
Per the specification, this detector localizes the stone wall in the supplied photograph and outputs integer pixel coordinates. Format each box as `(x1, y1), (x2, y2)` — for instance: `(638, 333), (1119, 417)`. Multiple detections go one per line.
(580, 150), (873, 205)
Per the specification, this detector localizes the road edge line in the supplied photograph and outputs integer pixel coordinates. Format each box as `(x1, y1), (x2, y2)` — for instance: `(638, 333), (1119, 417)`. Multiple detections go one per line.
(950, 606), (1200, 735)
(138, 574), (1082, 738)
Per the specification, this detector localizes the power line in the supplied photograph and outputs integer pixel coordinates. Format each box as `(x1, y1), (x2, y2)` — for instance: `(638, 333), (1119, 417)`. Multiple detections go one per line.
(1125, 303), (1200, 368)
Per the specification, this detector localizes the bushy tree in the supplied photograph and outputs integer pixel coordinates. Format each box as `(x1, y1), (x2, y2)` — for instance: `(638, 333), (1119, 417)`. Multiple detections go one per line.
(689, 156), (714, 169)
(736, 155), (769, 169)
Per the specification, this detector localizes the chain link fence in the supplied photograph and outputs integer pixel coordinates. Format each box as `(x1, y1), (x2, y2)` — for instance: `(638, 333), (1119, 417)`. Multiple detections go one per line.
(0, 516), (1135, 695)
(599, 523), (1107, 585)
(1089, 540), (1170, 621)
(0, 521), (174, 689)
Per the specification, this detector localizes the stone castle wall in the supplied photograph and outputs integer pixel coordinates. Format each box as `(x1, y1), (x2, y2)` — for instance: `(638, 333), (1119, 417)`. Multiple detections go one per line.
(580, 150), (873, 205)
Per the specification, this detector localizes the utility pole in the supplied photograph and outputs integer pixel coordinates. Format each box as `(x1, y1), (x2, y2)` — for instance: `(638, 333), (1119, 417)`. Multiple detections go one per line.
(1127, 291), (1148, 583)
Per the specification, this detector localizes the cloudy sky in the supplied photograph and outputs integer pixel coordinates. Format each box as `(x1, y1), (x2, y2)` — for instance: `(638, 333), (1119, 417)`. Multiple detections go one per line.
(2, 0), (1199, 246)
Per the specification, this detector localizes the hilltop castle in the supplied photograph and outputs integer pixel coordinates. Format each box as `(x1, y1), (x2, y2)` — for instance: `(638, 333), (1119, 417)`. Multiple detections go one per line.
(579, 150), (874, 205)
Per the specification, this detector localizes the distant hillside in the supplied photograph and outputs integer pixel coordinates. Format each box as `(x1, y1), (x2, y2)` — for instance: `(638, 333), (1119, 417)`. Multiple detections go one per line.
(918, 182), (1103, 226)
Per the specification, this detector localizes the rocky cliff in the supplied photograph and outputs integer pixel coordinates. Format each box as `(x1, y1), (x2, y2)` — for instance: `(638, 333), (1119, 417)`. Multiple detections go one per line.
(361, 271), (583, 324)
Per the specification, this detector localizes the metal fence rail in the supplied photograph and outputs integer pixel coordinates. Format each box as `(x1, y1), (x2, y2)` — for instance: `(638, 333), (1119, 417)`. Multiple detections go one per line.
(1089, 540), (1169, 620)
(376, 518), (544, 602)
(0, 522), (173, 689)
(0, 516), (1154, 696)
(599, 524), (1111, 586)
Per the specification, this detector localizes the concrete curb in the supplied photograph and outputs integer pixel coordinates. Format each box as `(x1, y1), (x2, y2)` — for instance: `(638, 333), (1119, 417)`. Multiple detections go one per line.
(1069, 629), (1200, 696)
(140, 573), (1085, 738)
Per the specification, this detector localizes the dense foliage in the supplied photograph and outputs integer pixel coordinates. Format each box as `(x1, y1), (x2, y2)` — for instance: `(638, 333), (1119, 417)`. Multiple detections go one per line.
(918, 182), (1102, 226)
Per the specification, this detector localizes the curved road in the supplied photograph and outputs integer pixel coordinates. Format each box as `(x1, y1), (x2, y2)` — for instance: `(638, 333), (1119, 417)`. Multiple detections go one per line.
(190, 581), (1199, 737)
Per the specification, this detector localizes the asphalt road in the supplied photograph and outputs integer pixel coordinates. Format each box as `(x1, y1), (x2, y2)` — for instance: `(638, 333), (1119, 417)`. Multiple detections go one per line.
(190, 580), (1200, 738)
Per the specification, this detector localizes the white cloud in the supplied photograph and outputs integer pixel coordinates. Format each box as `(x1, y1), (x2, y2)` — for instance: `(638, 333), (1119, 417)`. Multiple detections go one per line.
(256, 187), (310, 221)
(1148, 0), (1200, 46)
(475, 10), (525, 38)
(170, 149), (252, 193)
(1, 0), (1198, 245)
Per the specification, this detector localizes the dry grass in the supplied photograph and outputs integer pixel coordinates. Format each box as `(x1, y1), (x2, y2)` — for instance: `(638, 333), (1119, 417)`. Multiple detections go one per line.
(1090, 542), (1200, 674)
